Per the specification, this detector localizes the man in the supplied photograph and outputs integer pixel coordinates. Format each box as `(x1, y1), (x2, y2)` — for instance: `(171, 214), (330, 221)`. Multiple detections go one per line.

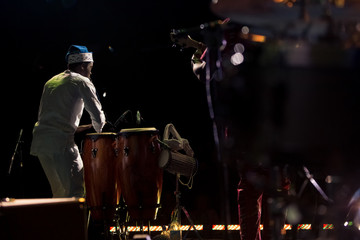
(30, 45), (106, 198)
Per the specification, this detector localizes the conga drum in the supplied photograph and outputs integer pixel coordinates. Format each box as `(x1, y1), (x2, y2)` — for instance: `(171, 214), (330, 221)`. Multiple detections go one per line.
(118, 128), (163, 221)
(82, 132), (120, 222)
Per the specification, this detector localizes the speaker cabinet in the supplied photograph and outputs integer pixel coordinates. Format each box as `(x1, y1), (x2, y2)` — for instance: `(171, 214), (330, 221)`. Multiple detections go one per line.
(0, 198), (87, 240)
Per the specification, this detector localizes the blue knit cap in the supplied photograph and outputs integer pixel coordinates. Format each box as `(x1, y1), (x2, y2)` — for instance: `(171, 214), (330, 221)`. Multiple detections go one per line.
(65, 45), (93, 64)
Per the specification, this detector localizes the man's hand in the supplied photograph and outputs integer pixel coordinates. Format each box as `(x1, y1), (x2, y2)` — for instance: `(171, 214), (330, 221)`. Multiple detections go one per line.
(76, 124), (93, 133)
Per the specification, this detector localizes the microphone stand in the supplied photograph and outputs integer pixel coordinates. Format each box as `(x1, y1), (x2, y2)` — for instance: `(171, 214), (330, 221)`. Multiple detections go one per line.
(298, 166), (333, 203)
(8, 129), (24, 175)
(202, 23), (233, 240)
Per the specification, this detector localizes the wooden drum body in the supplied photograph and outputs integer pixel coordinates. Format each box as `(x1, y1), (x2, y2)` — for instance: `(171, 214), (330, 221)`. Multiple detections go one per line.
(82, 132), (120, 222)
(118, 128), (163, 221)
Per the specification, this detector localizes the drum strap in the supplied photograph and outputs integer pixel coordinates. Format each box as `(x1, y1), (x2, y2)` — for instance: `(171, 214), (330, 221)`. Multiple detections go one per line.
(161, 123), (197, 189)
(162, 123), (194, 157)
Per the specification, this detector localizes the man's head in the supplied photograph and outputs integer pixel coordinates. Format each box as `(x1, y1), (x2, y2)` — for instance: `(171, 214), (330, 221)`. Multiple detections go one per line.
(66, 45), (94, 78)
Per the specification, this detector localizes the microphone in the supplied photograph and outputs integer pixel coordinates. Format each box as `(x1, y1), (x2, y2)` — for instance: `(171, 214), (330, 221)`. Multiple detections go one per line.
(136, 110), (145, 125)
(136, 111), (141, 125)
(104, 112), (115, 130)
(114, 110), (132, 127)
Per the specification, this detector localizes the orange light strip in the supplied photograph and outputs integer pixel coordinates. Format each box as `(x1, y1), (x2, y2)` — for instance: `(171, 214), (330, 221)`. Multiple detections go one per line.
(212, 224), (303, 231)
(227, 225), (240, 231)
(298, 224), (312, 230)
(110, 225), (203, 232)
(212, 225), (264, 231)
(251, 34), (266, 43)
(212, 225), (225, 231)
(323, 224), (334, 230)
(284, 224), (292, 230)
(181, 225), (203, 231)
(110, 224), (331, 233)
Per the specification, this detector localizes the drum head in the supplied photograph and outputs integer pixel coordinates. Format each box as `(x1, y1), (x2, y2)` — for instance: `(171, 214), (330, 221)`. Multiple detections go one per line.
(158, 149), (170, 169)
(85, 132), (117, 136)
(85, 132), (117, 142)
(119, 127), (158, 133)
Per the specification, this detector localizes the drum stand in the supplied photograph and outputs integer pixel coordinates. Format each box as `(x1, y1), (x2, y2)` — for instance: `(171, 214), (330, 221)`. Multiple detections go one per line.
(87, 210), (111, 240)
(87, 207), (126, 240)
(298, 166), (333, 203)
(114, 203), (129, 240)
(284, 165), (334, 240)
(170, 173), (202, 240)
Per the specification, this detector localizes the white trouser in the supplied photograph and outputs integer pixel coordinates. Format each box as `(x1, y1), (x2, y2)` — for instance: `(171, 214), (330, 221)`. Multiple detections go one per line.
(37, 144), (84, 198)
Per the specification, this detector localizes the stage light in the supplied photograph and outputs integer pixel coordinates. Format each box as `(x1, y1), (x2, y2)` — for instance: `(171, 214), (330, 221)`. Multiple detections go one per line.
(241, 26), (250, 35)
(158, 149), (197, 178)
(108, 46), (115, 53)
(158, 124), (197, 179)
(133, 234), (151, 240)
(334, 0), (345, 7)
(230, 53), (244, 66)
(234, 43), (245, 54)
(251, 34), (266, 43)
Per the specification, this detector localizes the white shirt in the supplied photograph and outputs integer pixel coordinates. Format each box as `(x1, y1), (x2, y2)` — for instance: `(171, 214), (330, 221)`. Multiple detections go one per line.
(30, 70), (106, 155)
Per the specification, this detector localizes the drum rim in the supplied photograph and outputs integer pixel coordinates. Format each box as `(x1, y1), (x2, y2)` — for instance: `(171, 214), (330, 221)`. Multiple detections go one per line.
(119, 127), (158, 133)
(85, 132), (117, 136)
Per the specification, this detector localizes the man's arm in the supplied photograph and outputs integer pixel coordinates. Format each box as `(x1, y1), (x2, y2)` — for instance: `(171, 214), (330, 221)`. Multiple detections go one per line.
(191, 46), (207, 81)
(79, 78), (106, 133)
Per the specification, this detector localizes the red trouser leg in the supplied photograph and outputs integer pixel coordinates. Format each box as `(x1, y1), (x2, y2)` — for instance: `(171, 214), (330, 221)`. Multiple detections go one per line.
(237, 173), (290, 240)
(237, 180), (263, 240)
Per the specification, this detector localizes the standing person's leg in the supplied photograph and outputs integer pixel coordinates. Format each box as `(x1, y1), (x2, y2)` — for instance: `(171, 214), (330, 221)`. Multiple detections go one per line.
(37, 152), (70, 197)
(237, 178), (263, 240)
(261, 166), (291, 240)
(67, 144), (85, 198)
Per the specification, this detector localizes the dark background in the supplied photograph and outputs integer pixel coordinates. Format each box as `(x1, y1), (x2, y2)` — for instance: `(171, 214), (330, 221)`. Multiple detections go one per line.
(0, 0), (237, 225)
(3, 0), (360, 232)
